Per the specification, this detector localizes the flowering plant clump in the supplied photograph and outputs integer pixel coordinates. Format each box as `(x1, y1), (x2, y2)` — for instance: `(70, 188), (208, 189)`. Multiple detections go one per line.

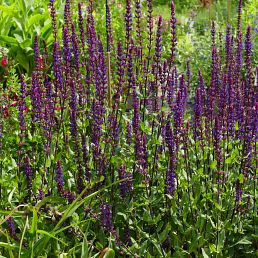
(0, 0), (257, 257)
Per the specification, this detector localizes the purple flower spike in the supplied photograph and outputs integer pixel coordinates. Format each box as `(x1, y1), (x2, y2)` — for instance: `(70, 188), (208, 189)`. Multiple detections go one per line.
(24, 156), (33, 196)
(78, 3), (85, 49)
(170, 1), (177, 63)
(7, 217), (19, 241)
(245, 25), (252, 88)
(135, 0), (143, 53)
(237, 0), (243, 35)
(125, 0), (132, 53)
(165, 122), (176, 195)
(154, 16), (163, 63)
(33, 35), (41, 72)
(106, 3), (113, 52)
(56, 160), (65, 195)
(118, 165), (133, 198)
(100, 203), (114, 231)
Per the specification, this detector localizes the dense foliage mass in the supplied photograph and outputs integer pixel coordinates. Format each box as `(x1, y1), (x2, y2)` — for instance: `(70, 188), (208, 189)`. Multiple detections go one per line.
(0, 0), (257, 257)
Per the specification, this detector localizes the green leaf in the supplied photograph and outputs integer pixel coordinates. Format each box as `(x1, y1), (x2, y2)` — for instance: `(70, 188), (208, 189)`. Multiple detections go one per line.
(81, 234), (89, 258)
(225, 157), (232, 164)
(103, 248), (115, 258)
(8, 187), (16, 204)
(29, 208), (38, 236)
(0, 5), (15, 14)
(0, 242), (19, 250)
(214, 202), (223, 211)
(217, 229), (225, 251)
(189, 233), (200, 253)
(201, 248), (209, 258)
(210, 160), (217, 169)
(209, 243), (217, 253)
(235, 121), (239, 131)
(26, 14), (43, 30)
(159, 223), (171, 242)
(13, 18), (23, 31)
(0, 36), (18, 45)
(231, 237), (252, 247)
(19, 216), (28, 258)
(45, 157), (51, 168)
(36, 230), (68, 246)
(11, 158), (17, 168)
(19, 0), (27, 16)
(35, 196), (65, 211)
(28, 131), (32, 140)
(16, 51), (30, 72)
(172, 250), (188, 258)
(239, 174), (244, 184)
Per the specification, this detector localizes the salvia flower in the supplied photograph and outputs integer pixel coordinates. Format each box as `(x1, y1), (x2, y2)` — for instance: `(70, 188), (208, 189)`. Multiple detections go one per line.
(118, 165), (133, 198)
(78, 3), (85, 49)
(146, 0), (153, 57)
(31, 71), (42, 122)
(135, 0), (143, 52)
(154, 16), (163, 63)
(125, 0), (133, 53)
(49, 0), (58, 40)
(7, 217), (19, 241)
(106, 3), (113, 52)
(33, 35), (41, 72)
(245, 25), (252, 89)
(24, 155), (33, 196)
(165, 122), (177, 195)
(237, 0), (243, 35)
(18, 75), (27, 166)
(170, 1), (177, 63)
(100, 203), (114, 231)
(56, 160), (65, 195)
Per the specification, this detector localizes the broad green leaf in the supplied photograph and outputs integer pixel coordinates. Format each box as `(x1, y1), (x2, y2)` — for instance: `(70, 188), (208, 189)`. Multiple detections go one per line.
(201, 248), (209, 258)
(45, 156), (51, 168)
(19, 0), (27, 16)
(0, 4), (16, 14)
(16, 51), (30, 72)
(0, 35), (18, 45)
(217, 229), (225, 251)
(189, 233), (200, 253)
(13, 18), (23, 31)
(20, 39), (32, 49)
(225, 157), (232, 164)
(210, 160), (217, 169)
(159, 223), (171, 242)
(239, 174), (244, 184)
(13, 34), (24, 43)
(36, 230), (68, 246)
(26, 14), (43, 30)
(8, 187), (16, 204)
